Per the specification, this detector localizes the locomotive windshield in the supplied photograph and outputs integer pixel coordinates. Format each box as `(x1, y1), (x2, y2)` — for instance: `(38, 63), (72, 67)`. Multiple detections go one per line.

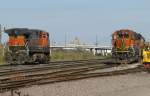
(118, 32), (123, 38)
(124, 32), (129, 38)
(117, 31), (129, 38)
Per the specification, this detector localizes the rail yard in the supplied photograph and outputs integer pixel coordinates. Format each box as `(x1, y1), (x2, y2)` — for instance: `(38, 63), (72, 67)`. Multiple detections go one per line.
(0, 28), (150, 96)
(0, 0), (150, 96)
(0, 59), (145, 95)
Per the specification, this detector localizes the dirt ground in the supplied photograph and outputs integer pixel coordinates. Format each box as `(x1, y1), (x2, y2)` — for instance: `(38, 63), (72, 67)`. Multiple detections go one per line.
(1, 72), (150, 96)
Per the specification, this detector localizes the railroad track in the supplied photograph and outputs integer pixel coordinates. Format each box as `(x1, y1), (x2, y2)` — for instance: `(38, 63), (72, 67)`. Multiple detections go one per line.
(0, 58), (111, 71)
(0, 58), (112, 76)
(0, 58), (143, 93)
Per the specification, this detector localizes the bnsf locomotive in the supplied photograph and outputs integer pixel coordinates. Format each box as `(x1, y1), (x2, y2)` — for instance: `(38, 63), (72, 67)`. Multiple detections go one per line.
(112, 29), (145, 63)
(5, 28), (50, 64)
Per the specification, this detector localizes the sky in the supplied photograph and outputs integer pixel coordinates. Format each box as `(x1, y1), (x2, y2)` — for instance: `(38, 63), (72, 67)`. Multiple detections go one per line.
(0, 0), (150, 45)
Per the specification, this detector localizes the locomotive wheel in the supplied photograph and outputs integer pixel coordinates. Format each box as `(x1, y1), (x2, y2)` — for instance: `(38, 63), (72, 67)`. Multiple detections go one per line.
(5, 52), (13, 64)
(17, 53), (25, 64)
(31, 54), (38, 63)
(16, 51), (28, 64)
(32, 54), (49, 64)
(38, 54), (48, 64)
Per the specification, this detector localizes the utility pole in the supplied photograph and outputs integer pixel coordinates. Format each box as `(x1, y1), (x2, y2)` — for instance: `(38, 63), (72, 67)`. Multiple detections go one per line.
(95, 34), (98, 47)
(0, 24), (2, 44)
(95, 34), (98, 55)
(65, 32), (67, 47)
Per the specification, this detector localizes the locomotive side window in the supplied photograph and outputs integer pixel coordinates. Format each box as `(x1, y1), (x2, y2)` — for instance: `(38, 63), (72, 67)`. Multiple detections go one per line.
(137, 34), (142, 39)
(39, 32), (44, 38)
(39, 34), (42, 38)
(112, 35), (117, 40)
(31, 32), (38, 39)
(134, 33), (141, 40)
(39, 32), (48, 38)
(43, 35), (46, 38)
(42, 33), (47, 38)
(11, 30), (18, 37)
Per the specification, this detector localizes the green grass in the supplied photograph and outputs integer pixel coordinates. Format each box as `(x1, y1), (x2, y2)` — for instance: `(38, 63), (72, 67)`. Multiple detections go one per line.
(0, 45), (5, 64)
(0, 46), (110, 64)
(51, 49), (108, 61)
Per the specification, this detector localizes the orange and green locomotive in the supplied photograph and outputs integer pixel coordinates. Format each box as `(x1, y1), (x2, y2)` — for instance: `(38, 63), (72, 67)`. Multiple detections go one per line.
(111, 29), (145, 63)
(5, 28), (50, 64)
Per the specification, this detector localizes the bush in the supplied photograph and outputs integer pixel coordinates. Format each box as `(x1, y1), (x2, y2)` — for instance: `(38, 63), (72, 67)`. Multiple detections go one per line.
(51, 49), (106, 61)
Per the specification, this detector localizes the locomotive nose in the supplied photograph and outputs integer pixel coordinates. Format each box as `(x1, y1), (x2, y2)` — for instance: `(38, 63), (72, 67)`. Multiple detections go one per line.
(115, 39), (126, 50)
(121, 39), (126, 50)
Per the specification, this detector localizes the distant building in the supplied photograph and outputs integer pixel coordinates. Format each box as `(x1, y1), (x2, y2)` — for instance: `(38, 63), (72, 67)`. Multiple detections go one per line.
(70, 37), (81, 45)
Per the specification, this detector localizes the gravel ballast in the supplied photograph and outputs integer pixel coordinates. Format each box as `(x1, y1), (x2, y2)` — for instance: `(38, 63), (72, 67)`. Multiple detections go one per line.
(1, 72), (150, 96)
